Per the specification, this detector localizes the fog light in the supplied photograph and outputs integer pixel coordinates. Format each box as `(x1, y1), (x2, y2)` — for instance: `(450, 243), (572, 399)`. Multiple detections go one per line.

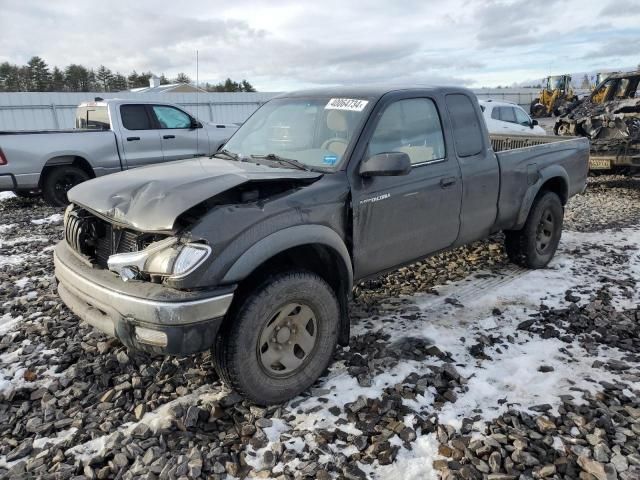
(135, 326), (168, 347)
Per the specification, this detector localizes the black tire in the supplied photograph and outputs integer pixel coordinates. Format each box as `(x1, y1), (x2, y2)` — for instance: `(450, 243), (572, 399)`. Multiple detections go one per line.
(42, 166), (90, 207)
(214, 271), (340, 405)
(504, 191), (563, 269)
(530, 99), (539, 115)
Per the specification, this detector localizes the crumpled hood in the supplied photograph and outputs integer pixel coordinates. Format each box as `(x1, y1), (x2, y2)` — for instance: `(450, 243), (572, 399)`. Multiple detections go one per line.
(68, 157), (322, 232)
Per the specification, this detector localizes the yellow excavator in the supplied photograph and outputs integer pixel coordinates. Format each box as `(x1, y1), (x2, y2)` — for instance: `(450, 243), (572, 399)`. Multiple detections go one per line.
(530, 75), (578, 117)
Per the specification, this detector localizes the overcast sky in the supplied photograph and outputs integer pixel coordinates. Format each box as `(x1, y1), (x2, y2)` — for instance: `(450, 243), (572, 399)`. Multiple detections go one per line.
(1, 0), (639, 91)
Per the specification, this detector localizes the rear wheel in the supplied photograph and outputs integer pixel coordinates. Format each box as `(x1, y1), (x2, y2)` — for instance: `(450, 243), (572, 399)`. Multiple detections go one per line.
(505, 191), (563, 269)
(42, 165), (90, 207)
(214, 271), (340, 405)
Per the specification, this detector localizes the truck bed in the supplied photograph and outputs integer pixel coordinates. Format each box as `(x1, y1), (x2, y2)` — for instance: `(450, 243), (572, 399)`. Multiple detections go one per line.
(491, 134), (590, 231)
(490, 133), (581, 152)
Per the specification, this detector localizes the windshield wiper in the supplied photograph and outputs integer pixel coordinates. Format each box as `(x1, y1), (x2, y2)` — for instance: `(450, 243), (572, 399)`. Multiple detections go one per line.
(212, 149), (240, 161)
(250, 153), (310, 171)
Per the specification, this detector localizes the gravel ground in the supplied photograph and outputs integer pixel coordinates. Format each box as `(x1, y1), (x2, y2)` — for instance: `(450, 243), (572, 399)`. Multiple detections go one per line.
(0, 176), (639, 480)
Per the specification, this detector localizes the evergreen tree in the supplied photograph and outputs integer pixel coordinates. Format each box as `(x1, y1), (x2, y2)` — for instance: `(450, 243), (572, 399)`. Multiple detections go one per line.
(240, 79), (256, 92)
(174, 72), (191, 84)
(64, 64), (92, 91)
(0, 62), (20, 91)
(51, 67), (65, 91)
(108, 73), (128, 92)
(95, 65), (113, 92)
(159, 74), (170, 85)
(27, 56), (51, 91)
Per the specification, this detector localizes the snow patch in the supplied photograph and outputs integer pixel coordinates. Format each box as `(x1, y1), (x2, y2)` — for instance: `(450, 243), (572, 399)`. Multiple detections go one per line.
(31, 213), (63, 225)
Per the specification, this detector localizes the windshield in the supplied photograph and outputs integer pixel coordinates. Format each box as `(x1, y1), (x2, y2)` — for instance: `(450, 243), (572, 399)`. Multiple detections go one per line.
(548, 76), (565, 90)
(222, 96), (372, 170)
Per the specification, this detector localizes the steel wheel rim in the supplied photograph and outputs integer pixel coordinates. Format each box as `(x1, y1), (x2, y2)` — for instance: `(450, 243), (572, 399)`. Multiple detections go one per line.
(257, 302), (318, 378)
(536, 208), (554, 253)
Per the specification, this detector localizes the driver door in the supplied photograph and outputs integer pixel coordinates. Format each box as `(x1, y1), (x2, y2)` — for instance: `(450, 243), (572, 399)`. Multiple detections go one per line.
(351, 96), (462, 279)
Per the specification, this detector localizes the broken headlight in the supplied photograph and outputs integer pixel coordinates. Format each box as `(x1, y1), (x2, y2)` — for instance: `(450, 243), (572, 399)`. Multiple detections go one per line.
(107, 237), (211, 281)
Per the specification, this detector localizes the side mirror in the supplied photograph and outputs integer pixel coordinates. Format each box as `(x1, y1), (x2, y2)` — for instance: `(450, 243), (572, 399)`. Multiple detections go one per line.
(360, 152), (411, 177)
(190, 119), (202, 129)
(530, 119), (539, 128)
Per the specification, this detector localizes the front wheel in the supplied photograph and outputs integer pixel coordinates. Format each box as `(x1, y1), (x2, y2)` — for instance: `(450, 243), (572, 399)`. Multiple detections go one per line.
(214, 271), (340, 405)
(505, 191), (564, 269)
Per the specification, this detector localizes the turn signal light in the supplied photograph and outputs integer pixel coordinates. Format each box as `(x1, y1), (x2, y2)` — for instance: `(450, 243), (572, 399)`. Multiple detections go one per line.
(0, 148), (7, 166)
(135, 326), (168, 347)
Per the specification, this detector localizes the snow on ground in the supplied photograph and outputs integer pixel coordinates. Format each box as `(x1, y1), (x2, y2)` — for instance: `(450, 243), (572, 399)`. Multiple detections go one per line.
(1, 200), (639, 478)
(246, 226), (640, 479)
(0, 192), (16, 201)
(31, 213), (63, 225)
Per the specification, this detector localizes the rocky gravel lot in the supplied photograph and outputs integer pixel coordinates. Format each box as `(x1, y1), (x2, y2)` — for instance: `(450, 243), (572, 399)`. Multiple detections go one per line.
(0, 176), (639, 480)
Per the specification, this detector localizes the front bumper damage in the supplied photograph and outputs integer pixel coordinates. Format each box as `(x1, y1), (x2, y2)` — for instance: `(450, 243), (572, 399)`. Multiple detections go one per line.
(54, 241), (234, 355)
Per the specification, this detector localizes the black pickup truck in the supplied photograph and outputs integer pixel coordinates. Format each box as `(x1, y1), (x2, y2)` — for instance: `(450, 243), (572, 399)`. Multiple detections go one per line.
(54, 86), (589, 404)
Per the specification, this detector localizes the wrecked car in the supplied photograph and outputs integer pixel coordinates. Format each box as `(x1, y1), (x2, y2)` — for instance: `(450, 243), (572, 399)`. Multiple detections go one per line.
(555, 70), (640, 173)
(54, 86), (589, 404)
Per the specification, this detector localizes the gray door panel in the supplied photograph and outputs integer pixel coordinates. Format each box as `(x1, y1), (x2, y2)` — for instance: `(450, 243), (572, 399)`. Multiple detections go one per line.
(351, 97), (462, 278)
(119, 104), (163, 168)
(352, 161), (462, 278)
(151, 105), (206, 161)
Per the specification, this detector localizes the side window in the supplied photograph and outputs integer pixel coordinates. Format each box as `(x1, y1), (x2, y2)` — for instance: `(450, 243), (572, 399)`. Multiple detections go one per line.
(500, 107), (517, 123)
(152, 105), (192, 129)
(120, 105), (152, 130)
(490, 107), (500, 120)
(368, 98), (445, 165)
(445, 94), (484, 157)
(514, 108), (531, 126)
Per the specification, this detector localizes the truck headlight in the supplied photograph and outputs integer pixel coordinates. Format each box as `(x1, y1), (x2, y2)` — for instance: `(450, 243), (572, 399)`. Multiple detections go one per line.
(107, 237), (211, 281)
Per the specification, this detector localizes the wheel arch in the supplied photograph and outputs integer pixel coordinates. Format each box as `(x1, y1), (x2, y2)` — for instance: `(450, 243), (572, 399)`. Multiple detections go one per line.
(39, 155), (96, 187)
(222, 225), (353, 345)
(515, 167), (569, 229)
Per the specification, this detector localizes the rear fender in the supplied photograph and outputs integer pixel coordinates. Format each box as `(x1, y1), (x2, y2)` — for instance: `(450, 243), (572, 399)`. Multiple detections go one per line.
(514, 165), (569, 229)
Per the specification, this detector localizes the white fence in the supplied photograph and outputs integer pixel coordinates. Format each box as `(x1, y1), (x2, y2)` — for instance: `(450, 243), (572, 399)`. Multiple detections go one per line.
(0, 88), (545, 131)
(0, 91), (278, 131)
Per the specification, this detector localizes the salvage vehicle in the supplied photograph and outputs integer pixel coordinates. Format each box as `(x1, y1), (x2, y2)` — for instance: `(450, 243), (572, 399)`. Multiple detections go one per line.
(54, 86), (589, 404)
(530, 75), (578, 118)
(554, 70), (640, 173)
(479, 100), (546, 136)
(0, 99), (237, 206)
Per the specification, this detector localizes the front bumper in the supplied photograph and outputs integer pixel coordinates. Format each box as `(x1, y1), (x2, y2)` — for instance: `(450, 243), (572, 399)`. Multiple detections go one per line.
(54, 241), (235, 355)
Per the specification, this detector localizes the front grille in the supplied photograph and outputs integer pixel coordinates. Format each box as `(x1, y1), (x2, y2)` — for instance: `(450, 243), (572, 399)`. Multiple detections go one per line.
(94, 226), (141, 267)
(65, 207), (151, 269)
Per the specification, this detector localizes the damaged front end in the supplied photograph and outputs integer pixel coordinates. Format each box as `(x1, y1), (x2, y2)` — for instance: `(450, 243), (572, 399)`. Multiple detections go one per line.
(554, 71), (640, 172)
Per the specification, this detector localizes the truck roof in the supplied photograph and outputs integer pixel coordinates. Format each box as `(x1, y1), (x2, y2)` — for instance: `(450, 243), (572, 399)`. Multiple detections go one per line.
(77, 98), (179, 108)
(276, 85), (474, 100)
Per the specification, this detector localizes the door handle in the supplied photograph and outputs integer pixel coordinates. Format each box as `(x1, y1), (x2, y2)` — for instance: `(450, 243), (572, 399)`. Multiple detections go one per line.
(126, 136), (140, 141)
(440, 177), (457, 188)
(163, 135), (176, 139)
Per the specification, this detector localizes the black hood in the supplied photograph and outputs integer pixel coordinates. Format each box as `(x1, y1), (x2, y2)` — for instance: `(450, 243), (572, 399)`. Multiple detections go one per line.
(68, 157), (322, 232)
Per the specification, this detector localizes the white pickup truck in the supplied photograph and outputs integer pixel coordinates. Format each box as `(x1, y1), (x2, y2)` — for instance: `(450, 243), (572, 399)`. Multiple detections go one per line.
(0, 99), (238, 206)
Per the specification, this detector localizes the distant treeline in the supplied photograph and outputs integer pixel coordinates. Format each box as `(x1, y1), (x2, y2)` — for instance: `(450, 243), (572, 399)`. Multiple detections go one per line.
(0, 56), (256, 93)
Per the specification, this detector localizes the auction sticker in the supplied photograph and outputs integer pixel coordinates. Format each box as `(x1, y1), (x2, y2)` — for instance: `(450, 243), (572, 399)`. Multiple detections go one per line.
(325, 98), (369, 112)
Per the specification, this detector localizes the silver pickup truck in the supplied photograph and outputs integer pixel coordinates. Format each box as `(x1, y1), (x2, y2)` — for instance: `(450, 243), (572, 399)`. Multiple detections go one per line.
(0, 99), (238, 206)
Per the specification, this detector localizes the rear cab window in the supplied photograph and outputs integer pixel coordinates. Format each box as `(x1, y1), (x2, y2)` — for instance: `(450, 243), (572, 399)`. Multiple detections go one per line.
(445, 94), (484, 157)
(75, 105), (110, 130)
(120, 105), (152, 130)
